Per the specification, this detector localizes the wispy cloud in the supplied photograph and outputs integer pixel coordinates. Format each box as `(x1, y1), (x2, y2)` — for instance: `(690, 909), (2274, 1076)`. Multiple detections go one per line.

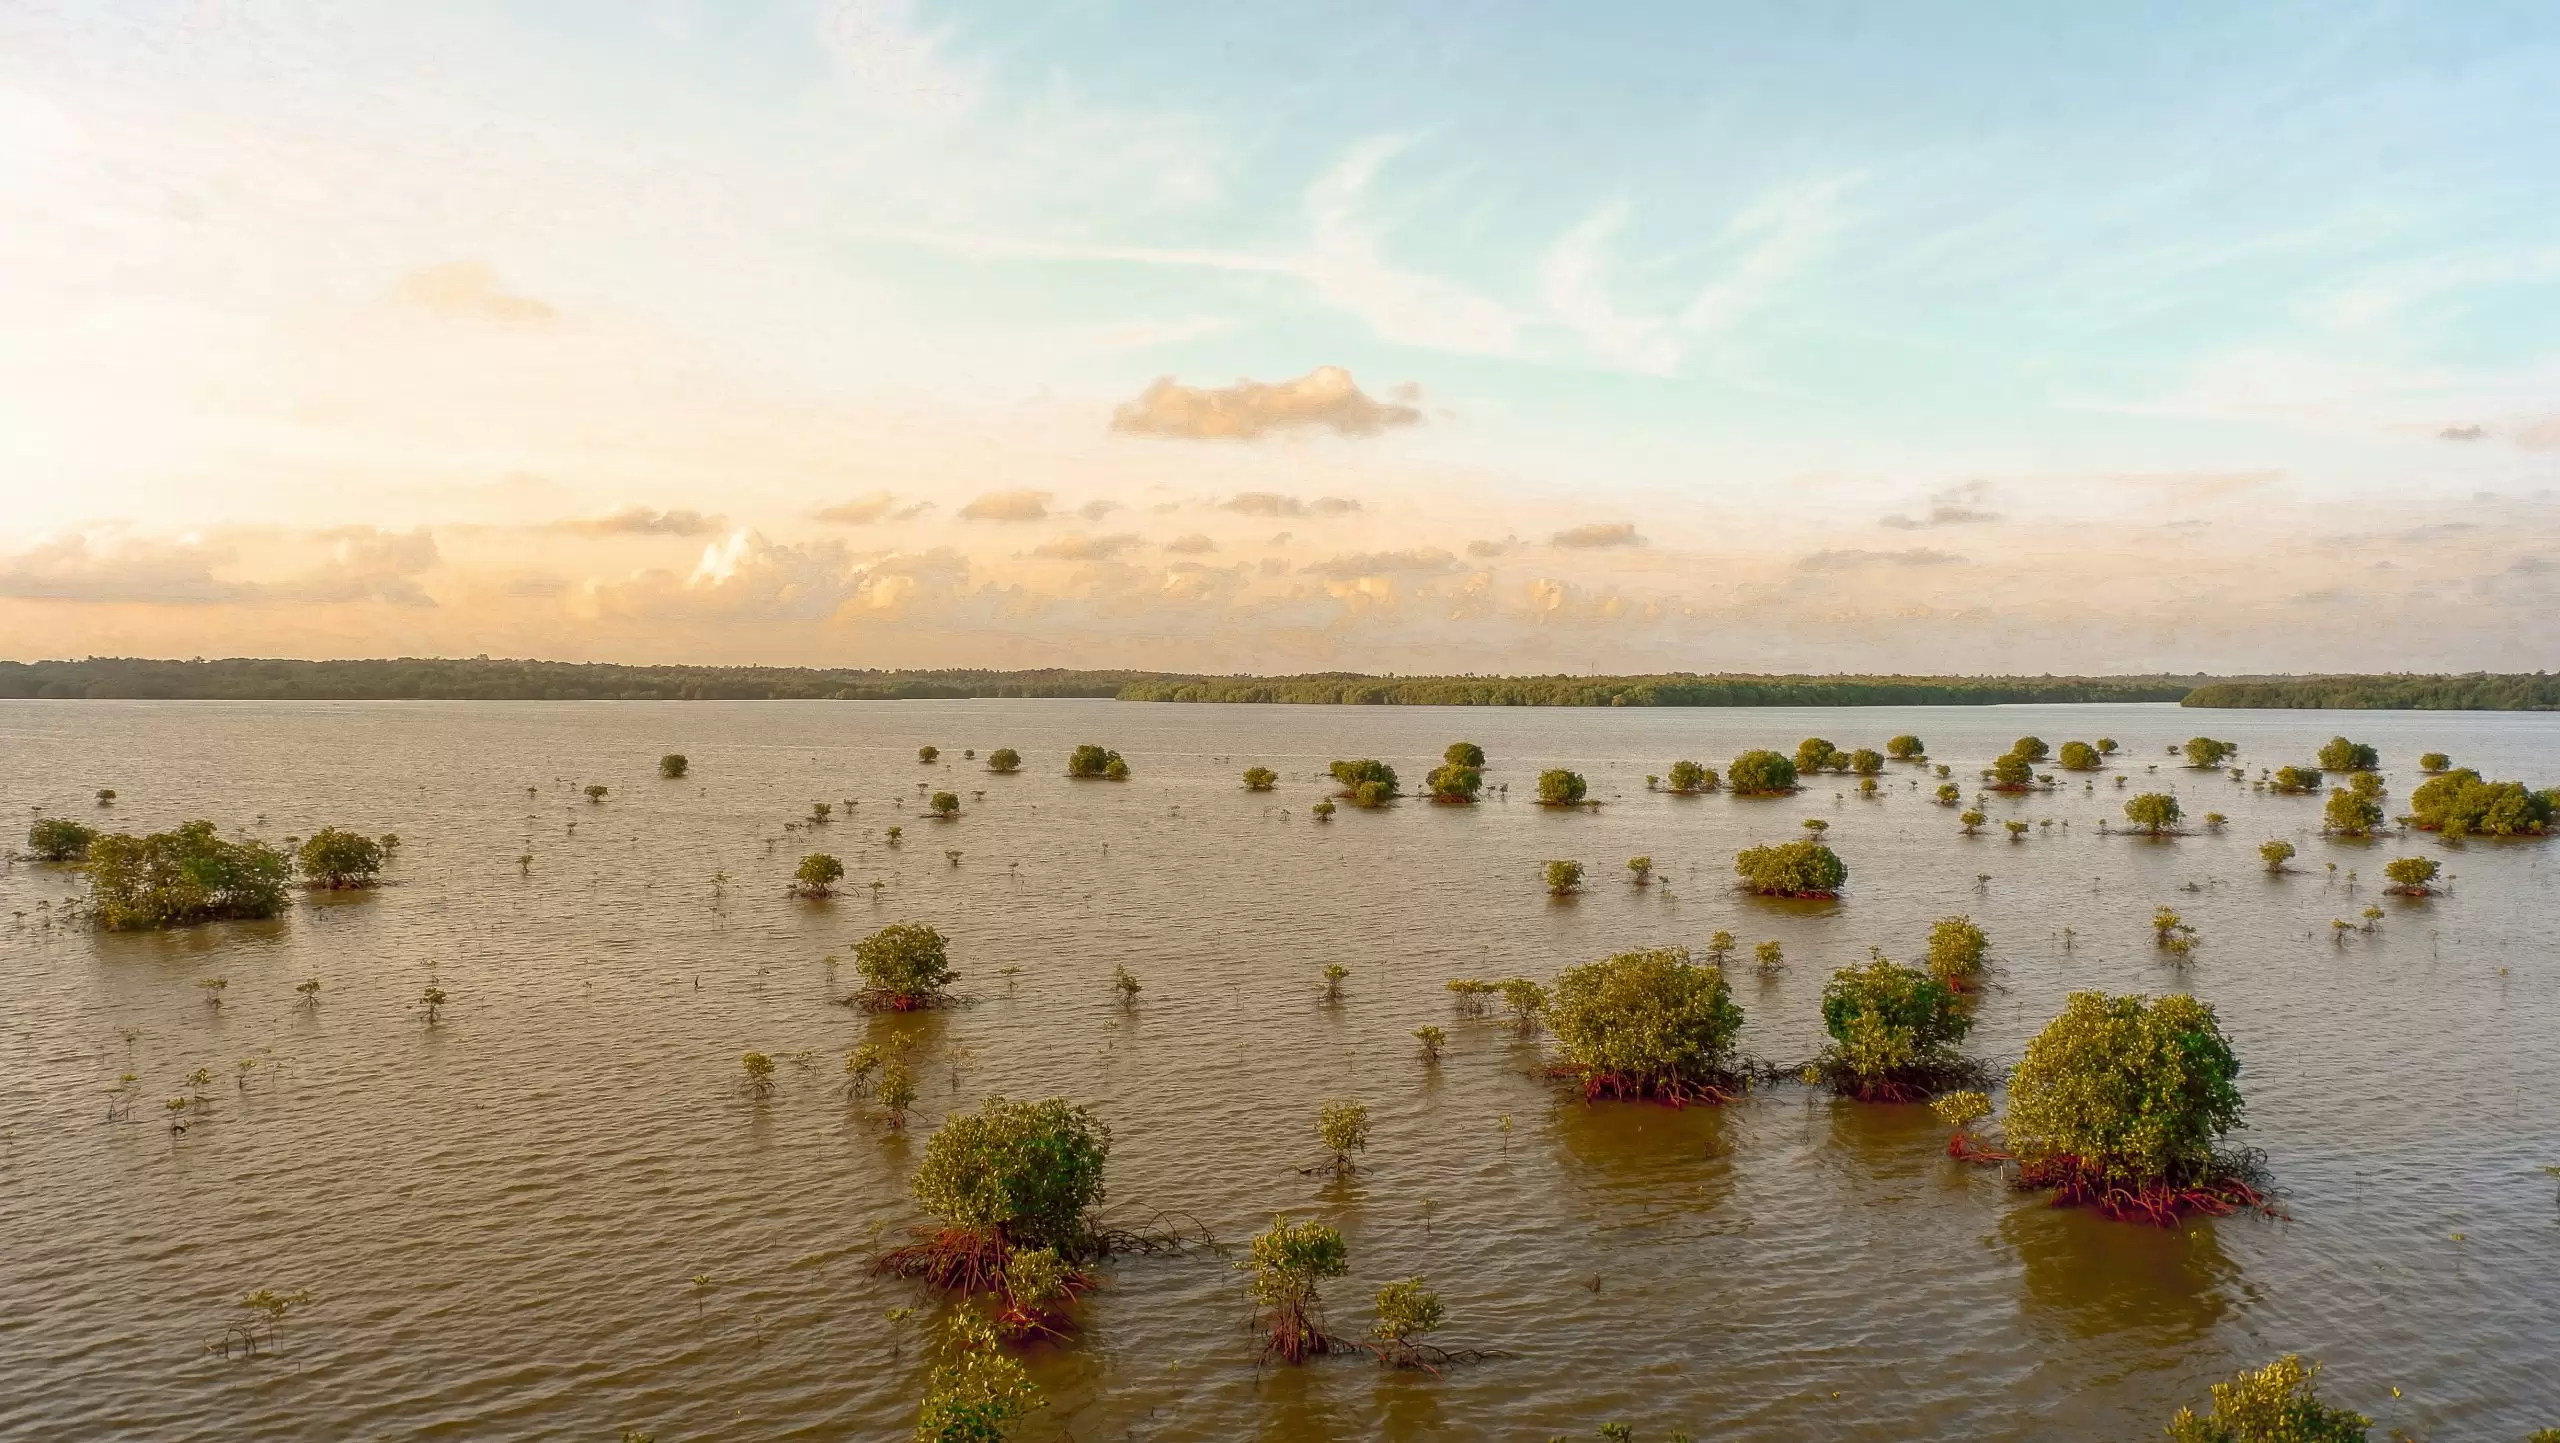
(1796, 547), (1967, 572)
(816, 494), (933, 525)
(396, 262), (557, 325)
(562, 507), (725, 537)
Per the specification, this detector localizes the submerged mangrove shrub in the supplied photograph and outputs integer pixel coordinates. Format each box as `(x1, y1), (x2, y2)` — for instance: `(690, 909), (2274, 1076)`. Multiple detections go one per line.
(988, 748), (1022, 774)
(1543, 859), (1585, 896)
(1536, 769), (1588, 805)
(27, 817), (97, 861)
(1242, 766), (1278, 791)
(1547, 946), (1745, 1102)
(1925, 915), (1989, 990)
(2184, 737), (2238, 769)
(2057, 741), (2101, 771)
(1666, 759), (1717, 793)
(658, 753), (688, 779)
(1793, 737), (1843, 774)
(1247, 1217), (1349, 1364)
(2010, 736), (2051, 765)
(2124, 793), (2184, 835)
(2416, 751), (2450, 774)
(1368, 1277), (1447, 1368)
(919, 746), (940, 764)
(931, 791), (960, 817)
(854, 922), (958, 1009)
(2405, 768), (2555, 837)
(84, 821), (291, 930)
(1935, 782), (1962, 805)
(1728, 749), (1799, 795)
(2260, 839), (2297, 871)
(296, 828), (386, 888)
(2324, 783), (2385, 836)
(1817, 956), (1975, 1101)
(2005, 991), (2250, 1218)
(1990, 752), (2035, 788)
(1066, 745), (1127, 779)
(2272, 766), (2324, 794)
(1316, 1100), (1370, 1174)
(1426, 762), (1483, 802)
(914, 1308), (1045, 1443)
(1886, 734), (1925, 761)
(1849, 747), (1885, 777)
(910, 1096), (1113, 1258)
(2163, 1355), (2369, 1443)
(1444, 741), (1486, 768)
(2382, 856), (2441, 895)
(1733, 839), (1846, 898)
(2316, 737), (2380, 774)
(794, 853), (845, 896)
(1329, 760), (1399, 800)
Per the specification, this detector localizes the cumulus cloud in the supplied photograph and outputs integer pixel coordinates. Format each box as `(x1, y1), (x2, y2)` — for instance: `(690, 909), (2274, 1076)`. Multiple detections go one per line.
(563, 507), (725, 537)
(1111, 366), (1421, 440)
(1466, 538), (1515, 558)
(396, 261), (558, 324)
(0, 534), (247, 604)
(1301, 548), (1457, 579)
(1796, 548), (1968, 572)
(2439, 423), (2487, 442)
(1880, 504), (2001, 530)
(816, 493), (933, 525)
(1550, 522), (1642, 549)
(959, 489), (1053, 522)
(1078, 499), (1119, 520)
(1220, 492), (1361, 517)
(284, 527), (440, 606)
(1032, 533), (1143, 561)
(1164, 533), (1217, 554)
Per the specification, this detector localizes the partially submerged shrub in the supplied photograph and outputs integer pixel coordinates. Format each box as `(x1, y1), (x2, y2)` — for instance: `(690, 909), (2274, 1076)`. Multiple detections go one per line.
(2124, 793), (2184, 836)
(882, 1095), (1112, 1308)
(1625, 855), (1653, 884)
(793, 853), (845, 897)
(1543, 859), (1584, 896)
(2004, 991), (2260, 1222)
(1412, 1025), (1445, 1062)
(1444, 741), (1486, 768)
(1536, 769), (1588, 805)
(2163, 1354), (2369, 1443)
(1246, 1217), (1349, 1364)
(585, 784), (609, 803)
(2405, 768), (2555, 837)
(931, 791), (960, 817)
(2272, 766), (2324, 794)
(1066, 745), (1126, 779)
(919, 746), (940, 764)
(26, 817), (96, 861)
(741, 1051), (776, 1099)
(1886, 734), (1925, 761)
(1727, 749), (1799, 795)
(1316, 1100), (1369, 1175)
(1329, 759), (1399, 799)
(853, 922), (958, 1010)
(2315, 737), (2380, 774)
(2259, 839), (2296, 871)
(2010, 736), (2051, 765)
(1935, 782), (1962, 805)
(1498, 977), (1547, 1036)
(1665, 759), (1717, 793)
(1849, 748), (1885, 777)
(1925, 915), (1988, 990)
(297, 827), (385, 888)
(2183, 737), (2237, 769)
(1242, 766), (1278, 791)
(1959, 809), (1986, 835)
(914, 1308), (1046, 1441)
(1367, 1277), (1447, 1371)
(1426, 762), (1483, 802)
(2323, 784), (2384, 836)
(2057, 741), (2101, 771)
(1794, 737), (1843, 774)
(1547, 946), (1745, 1103)
(2416, 751), (2450, 774)
(1989, 752), (2035, 789)
(1311, 800), (1336, 820)
(658, 753), (688, 779)
(987, 747), (1022, 774)
(1816, 955), (1976, 1101)
(2382, 855), (2440, 895)
(83, 821), (290, 930)
(1734, 839), (1846, 898)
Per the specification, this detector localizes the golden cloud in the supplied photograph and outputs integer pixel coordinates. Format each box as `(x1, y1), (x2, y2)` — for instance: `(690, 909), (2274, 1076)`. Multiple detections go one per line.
(396, 262), (557, 325)
(1301, 548), (1457, 580)
(958, 490), (1053, 522)
(1220, 492), (1361, 517)
(1550, 522), (1642, 549)
(1112, 366), (1421, 440)
(816, 493), (933, 525)
(563, 507), (724, 537)
(1032, 533), (1143, 561)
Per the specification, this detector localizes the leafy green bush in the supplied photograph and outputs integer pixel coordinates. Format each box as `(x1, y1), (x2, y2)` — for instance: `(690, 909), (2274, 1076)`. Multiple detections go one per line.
(2163, 1355), (2369, 1443)
(1242, 766), (1277, 791)
(2057, 741), (2100, 771)
(931, 791), (960, 817)
(1329, 759), (1398, 796)
(658, 753), (688, 779)
(2259, 839), (2296, 871)
(2315, 737), (2380, 773)
(1666, 759), (1716, 793)
(1990, 752), (2035, 787)
(1733, 838), (1846, 897)
(1066, 745), (1125, 779)
(1794, 737), (1843, 774)
(83, 821), (291, 930)
(1547, 946), (1745, 1101)
(1536, 769), (1588, 805)
(1368, 1276), (1446, 1366)
(2009, 736), (2050, 764)
(2323, 786), (2383, 835)
(2382, 856), (2440, 894)
(2272, 766), (2324, 794)
(1925, 915), (1988, 990)
(987, 747), (1021, 773)
(1886, 734), (1925, 760)
(2123, 793), (2184, 835)
(1543, 859), (1584, 895)
(1426, 762), (1482, 802)
(2184, 737), (2237, 768)
(794, 852), (844, 896)
(854, 922), (957, 1009)
(919, 746), (940, 763)
(26, 817), (96, 861)
(913, 1307), (1046, 1443)
(1728, 749), (1799, 795)
(1935, 782), (1962, 805)
(1316, 1100), (1369, 1174)
(1817, 955), (1975, 1100)
(2405, 768), (2555, 837)
(296, 827), (386, 888)
(2006, 991), (2245, 1202)
(1247, 1217), (1349, 1363)
(1849, 747), (1885, 776)
(2416, 751), (2450, 773)
(1443, 741), (1486, 768)
(911, 1096), (1112, 1255)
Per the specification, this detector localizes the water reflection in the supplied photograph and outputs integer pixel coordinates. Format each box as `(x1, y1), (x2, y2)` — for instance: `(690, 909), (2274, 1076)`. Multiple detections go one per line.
(1821, 1095), (1945, 1185)
(1546, 1095), (1735, 1215)
(2004, 1202), (2238, 1343)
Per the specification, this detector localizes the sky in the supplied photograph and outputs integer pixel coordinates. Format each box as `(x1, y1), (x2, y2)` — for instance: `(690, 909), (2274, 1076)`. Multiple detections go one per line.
(3, 0), (2558, 674)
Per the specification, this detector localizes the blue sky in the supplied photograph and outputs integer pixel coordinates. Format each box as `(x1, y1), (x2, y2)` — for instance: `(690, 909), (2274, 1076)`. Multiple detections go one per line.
(2, 1), (2556, 670)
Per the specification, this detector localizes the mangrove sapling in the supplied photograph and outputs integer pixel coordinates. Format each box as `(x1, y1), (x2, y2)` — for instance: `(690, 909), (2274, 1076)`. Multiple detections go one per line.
(914, 1305), (1047, 1439)
(2152, 907), (2199, 958)
(2324, 782), (2387, 837)
(297, 828), (385, 888)
(1932, 1090), (2006, 1163)
(2124, 793), (2184, 836)
(2058, 741), (2101, 771)
(844, 1042), (883, 1101)
(517, 853), (533, 875)
(585, 784), (609, 803)
(1246, 1217), (1351, 1363)
(199, 977), (228, 1010)
(419, 983), (447, 1025)
(929, 791), (959, 818)
(2272, 766), (2324, 795)
(1849, 748), (1885, 777)
(1547, 946), (1746, 1103)
(1243, 766), (1278, 791)
(1499, 978), (1549, 1037)
(1445, 979), (1493, 1017)
(1413, 1025), (1445, 1062)
(792, 853), (845, 898)
(2203, 813), (2227, 832)
(95, 788), (116, 806)
(876, 1096), (1111, 1329)
(1322, 964), (1349, 1002)
(1733, 839), (1846, 898)
(987, 747), (1022, 774)
(1926, 916), (1989, 992)
(2003, 821), (2029, 840)
(1627, 855), (1654, 885)
(1536, 769), (1589, 806)
(877, 1060), (919, 1129)
(1066, 744), (1128, 779)
(2004, 990), (2268, 1224)
(1814, 954), (1979, 1101)
(2316, 737), (2381, 774)
(2382, 856), (2441, 896)
(80, 821), (290, 930)
(1801, 818), (1829, 839)
(1988, 752), (2035, 789)
(1728, 749), (1799, 795)
(1110, 964), (1141, 1005)
(850, 923), (959, 1011)
(1753, 941), (1783, 975)
(1794, 738), (1843, 774)
(1543, 859), (1586, 897)
(2418, 752), (2450, 774)
(2163, 1354), (2369, 1443)
(1703, 931), (1737, 965)
(1329, 760), (1399, 805)
(1427, 761), (1484, 802)
(1666, 760), (1717, 794)
(1311, 800), (1336, 820)
(1959, 809), (1987, 835)
(658, 754), (688, 779)
(1312, 1100), (1370, 1176)
(27, 818), (95, 861)
(1935, 782), (1962, 806)
(742, 1051), (777, 1099)
(808, 801), (832, 824)
(2183, 737), (2238, 769)
(2260, 839), (2297, 871)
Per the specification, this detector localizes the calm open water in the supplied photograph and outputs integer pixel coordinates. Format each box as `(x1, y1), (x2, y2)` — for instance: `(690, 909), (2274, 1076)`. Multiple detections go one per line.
(2, 700), (2556, 1441)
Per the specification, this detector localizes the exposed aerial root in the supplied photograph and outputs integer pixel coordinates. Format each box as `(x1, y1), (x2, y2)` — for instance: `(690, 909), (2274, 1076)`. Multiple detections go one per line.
(2014, 1153), (2283, 1226)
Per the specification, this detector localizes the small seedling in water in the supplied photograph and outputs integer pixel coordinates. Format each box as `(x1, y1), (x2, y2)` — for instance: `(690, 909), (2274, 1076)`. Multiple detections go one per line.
(1754, 941), (1783, 975)
(1315, 1100), (1370, 1176)
(198, 977), (227, 1009)
(1111, 964), (1141, 1004)
(1413, 1025), (1445, 1062)
(1322, 964), (1349, 1002)
(294, 978), (321, 1011)
(742, 1050), (776, 1099)
(419, 983), (447, 1025)
(877, 1059), (918, 1128)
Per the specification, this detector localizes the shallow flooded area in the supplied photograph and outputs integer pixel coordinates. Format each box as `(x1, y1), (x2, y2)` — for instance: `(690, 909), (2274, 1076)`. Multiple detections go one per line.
(3, 699), (2556, 1440)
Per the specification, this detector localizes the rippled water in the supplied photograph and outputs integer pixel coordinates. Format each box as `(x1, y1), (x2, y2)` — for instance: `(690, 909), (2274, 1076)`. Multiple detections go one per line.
(3, 700), (2557, 1441)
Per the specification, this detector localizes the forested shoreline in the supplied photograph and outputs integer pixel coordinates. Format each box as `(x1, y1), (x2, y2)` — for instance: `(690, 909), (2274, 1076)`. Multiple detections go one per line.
(0, 657), (2551, 708)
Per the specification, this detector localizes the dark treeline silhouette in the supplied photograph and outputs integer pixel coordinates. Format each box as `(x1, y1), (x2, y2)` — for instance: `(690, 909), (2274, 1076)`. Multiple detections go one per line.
(0, 658), (2204, 705)
(2183, 674), (2560, 711)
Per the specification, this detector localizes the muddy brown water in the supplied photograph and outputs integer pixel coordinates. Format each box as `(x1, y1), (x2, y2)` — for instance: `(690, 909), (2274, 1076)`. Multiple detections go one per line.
(2, 700), (2556, 1441)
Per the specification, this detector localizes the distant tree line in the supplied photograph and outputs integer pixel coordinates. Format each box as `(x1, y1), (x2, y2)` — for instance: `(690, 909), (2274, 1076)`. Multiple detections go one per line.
(1116, 672), (2199, 706)
(0, 657), (1143, 701)
(2183, 674), (2560, 711)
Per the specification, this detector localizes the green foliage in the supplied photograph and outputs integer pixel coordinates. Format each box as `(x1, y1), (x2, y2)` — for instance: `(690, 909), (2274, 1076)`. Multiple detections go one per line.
(1317, 1100), (1370, 1168)
(1818, 956), (1974, 1098)
(1444, 741), (1486, 767)
(1412, 1024), (1445, 1061)
(1426, 762), (1482, 801)
(1066, 745), (1125, 779)
(1246, 1216), (1348, 1308)
(1110, 964), (1141, 1001)
(2406, 768), (2555, 837)
(1311, 800), (1336, 819)
(2163, 1355), (2369, 1443)
(855, 922), (956, 1005)
(1990, 752), (2035, 787)
(2097, 738), (2119, 754)
(1544, 859), (1585, 895)
(585, 784), (609, 802)
(878, 1060), (919, 1124)
(2006, 991), (2245, 1191)
(1499, 977), (1549, 1034)
(2272, 766), (2324, 794)
(1935, 782), (1962, 805)
(1537, 769), (1589, 805)
(1728, 749), (1799, 795)
(83, 821), (291, 930)
(1329, 759), (1399, 796)
(1370, 1277), (1445, 1344)
(2183, 737), (2237, 768)
(1794, 737), (1843, 774)
(2316, 737), (2380, 772)
(1242, 766), (1278, 791)
(296, 827), (385, 888)
(1959, 809), (1986, 834)
(1932, 1090), (1991, 1130)
(2259, 839), (2296, 871)
(911, 1096), (1112, 1253)
(2416, 751), (2450, 773)
(2323, 786), (2384, 835)
(2124, 793), (2184, 835)
(26, 817), (96, 861)
(1625, 855), (1653, 883)
(1849, 747), (1885, 776)
(914, 1307), (1046, 1443)
(2010, 736), (2051, 764)
(987, 748), (1021, 773)
(1666, 759), (1716, 793)
(1547, 947), (1746, 1098)
(2058, 741), (2100, 770)
(1886, 734), (1925, 760)
(2382, 856), (2440, 892)
(931, 791), (960, 817)
(741, 1051), (776, 1097)
(1925, 915), (1989, 989)
(658, 753), (688, 778)
(919, 746), (940, 763)
(1733, 838), (1846, 897)
(795, 853), (845, 894)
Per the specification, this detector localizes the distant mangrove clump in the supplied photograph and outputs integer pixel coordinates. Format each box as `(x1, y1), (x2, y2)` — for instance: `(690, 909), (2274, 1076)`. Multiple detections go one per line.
(26, 817), (97, 861)
(1727, 749), (1799, 795)
(81, 820), (291, 930)
(2404, 768), (2555, 837)
(1814, 954), (1979, 1102)
(1067, 745), (1130, 780)
(1734, 839), (1846, 898)
(296, 827), (386, 888)
(851, 922), (959, 1011)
